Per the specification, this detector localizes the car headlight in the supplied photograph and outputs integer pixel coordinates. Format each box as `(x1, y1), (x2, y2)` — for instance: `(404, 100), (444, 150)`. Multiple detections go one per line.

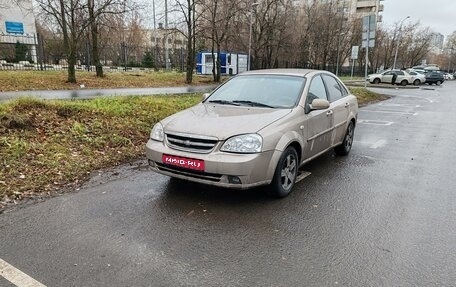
(220, 134), (262, 153)
(150, 122), (164, 142)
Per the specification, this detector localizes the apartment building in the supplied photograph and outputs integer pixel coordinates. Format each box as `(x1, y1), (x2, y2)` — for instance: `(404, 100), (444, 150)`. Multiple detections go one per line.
(348, 0), (384, 21)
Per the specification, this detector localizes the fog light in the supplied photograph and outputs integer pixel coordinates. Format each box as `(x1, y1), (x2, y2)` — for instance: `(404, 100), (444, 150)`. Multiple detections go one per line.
(228, 176), (242, 184)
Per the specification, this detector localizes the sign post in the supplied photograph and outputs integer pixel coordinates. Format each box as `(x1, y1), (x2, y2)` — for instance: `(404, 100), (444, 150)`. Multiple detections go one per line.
(351, 46), (359, 79)
(362, 15), (376, 87)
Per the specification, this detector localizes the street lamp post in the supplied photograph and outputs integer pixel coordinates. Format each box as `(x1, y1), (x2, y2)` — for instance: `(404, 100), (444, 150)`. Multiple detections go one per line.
(448, 47), (454, 73)
(248, 2), (259, 71)
(393, 16), (410, 70)
(336, 33), (345, 76)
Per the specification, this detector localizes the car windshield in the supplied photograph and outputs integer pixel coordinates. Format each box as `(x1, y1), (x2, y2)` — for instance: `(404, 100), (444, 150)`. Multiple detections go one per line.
(206, 75), (306, 108)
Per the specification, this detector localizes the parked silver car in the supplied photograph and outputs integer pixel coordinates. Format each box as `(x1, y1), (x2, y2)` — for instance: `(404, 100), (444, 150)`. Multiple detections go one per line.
(407, 70), (426, 85)
(146, 69), (358, 197)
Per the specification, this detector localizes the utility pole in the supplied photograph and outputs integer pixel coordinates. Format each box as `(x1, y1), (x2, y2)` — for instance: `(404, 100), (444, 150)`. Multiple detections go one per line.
(393, 16), (410, 70)
(165, 0), (170, 70)
(448, 47), (454, 73)
(248, 2), (259, 71)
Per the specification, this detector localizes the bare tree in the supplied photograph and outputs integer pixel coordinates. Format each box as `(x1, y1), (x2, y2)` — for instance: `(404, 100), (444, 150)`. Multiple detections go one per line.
(36, 0), (129, 82)
(175, 0), (198, 83)
(199, 0), (241, 82)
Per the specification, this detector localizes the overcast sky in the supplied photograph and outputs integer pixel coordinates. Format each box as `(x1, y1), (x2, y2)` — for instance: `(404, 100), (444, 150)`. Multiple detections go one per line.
(382, 0), (456, 38)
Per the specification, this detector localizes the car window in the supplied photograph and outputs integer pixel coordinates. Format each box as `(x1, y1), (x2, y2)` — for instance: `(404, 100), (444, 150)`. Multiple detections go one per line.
(384, 71), (393, 75)
(322, 74), (343, 102)
(409, 71), (417, 75)
(397, 71), (404, 76)
(306, 75), (327, 104)
(206, 75), (306, 108)
(336, 78), (349, 97)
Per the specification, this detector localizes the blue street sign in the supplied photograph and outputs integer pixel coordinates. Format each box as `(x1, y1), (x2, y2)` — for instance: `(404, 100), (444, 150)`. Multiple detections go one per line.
(5, 22), (24, 34)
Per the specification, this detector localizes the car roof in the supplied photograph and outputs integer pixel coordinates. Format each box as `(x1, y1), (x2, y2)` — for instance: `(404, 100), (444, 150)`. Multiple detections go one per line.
(239, 69), (327, 78)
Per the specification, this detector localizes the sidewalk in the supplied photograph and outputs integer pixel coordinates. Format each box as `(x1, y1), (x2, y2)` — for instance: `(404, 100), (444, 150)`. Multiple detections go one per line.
(0, 85), (217, 102)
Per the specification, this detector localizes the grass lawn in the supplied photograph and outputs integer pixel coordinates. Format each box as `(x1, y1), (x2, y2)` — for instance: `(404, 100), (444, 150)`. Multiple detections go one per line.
(0, 70), (216, 92)
(0, 88), (387, 208)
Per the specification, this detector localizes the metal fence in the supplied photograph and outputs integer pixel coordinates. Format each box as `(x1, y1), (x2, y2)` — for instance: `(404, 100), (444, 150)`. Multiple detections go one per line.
(0, 34), (188, 72)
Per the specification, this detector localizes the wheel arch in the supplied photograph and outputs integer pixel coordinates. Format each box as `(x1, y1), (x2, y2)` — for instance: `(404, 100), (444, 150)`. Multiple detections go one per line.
(265, 132), (304, 180)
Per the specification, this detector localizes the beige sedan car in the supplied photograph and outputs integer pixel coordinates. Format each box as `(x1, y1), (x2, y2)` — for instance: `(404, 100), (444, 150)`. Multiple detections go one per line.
(146, 69), (358, 197)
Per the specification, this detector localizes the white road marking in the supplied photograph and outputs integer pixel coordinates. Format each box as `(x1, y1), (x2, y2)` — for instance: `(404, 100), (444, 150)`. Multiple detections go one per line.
(395, 94), (434, 103)
(370, 139), (387, 149)
(0, 258), (46, 287)
(358, 120), (394, 126)
(377, 103), (421, 108)
(295, 171), (311, 183)
(361, 109), (418, 116)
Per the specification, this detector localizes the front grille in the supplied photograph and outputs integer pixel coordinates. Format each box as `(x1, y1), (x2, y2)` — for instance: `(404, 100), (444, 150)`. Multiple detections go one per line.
(156, 162), (222, 182)
(166, 132), (218, 153)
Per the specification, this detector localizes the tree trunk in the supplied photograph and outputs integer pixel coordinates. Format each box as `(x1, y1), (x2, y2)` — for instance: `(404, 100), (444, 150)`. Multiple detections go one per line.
(59, 0), (76, 83)
(68, 50), (77, 83)
(88, 0), (103, 77)
(185, 0), (193, 84)
(215, 42), (221, 82)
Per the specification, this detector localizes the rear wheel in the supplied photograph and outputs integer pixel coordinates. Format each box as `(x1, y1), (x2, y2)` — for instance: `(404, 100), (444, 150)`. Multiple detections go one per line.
(436, 80), (442, 85)
(335, 121), (355, 156)
(413, 79), (420, 85)
(270, 147), (298, 198)
(400, 80), (408, 86)
(373, 78), (380, 84)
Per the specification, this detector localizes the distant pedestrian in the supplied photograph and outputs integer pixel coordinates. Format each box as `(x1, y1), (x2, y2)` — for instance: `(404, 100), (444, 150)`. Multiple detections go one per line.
(391, 72), (397, 85)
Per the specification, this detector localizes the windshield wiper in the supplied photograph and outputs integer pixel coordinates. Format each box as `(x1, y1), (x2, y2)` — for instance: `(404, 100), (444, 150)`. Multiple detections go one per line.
(208, 100), (240, 106)
(233, 100), (275, 108)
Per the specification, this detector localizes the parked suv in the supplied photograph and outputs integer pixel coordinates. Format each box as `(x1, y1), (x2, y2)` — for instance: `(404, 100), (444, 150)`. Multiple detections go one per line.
(146, 69), (358, 197)
(425, 71), (445, 85)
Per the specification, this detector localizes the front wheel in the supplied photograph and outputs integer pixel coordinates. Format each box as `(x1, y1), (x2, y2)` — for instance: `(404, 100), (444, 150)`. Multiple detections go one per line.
(413, 79), (420, 85)
(335, 121), (355, 156)
(270, 147), (298, 198)
(436, 80), (442, 86)
(373, 78), (381, 84)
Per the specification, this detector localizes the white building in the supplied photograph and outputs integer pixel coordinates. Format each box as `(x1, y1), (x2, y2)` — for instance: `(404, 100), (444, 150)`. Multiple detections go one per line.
(430, 32), (444, 53)
(0, 0), (38, 62)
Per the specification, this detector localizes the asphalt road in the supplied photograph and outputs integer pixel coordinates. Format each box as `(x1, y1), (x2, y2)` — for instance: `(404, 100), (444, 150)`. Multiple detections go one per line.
(1, 82), (456, 286)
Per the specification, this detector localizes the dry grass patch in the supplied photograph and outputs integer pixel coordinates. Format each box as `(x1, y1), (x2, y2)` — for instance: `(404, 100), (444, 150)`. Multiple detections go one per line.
(349, 87), (389, 106)
(0, 95), (201, 206)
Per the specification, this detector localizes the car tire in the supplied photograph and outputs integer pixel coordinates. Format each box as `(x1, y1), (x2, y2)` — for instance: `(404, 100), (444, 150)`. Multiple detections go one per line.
(373, 78), (380, 84)
(436, 80), (442, 86)
(400, 80), (408, 86)
(270, 147), (298, 198)
(335, 121), (355, 156)
(413, 79), (420, 85)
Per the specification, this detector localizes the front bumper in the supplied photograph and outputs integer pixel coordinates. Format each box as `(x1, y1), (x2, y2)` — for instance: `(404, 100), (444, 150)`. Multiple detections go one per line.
(145, 139), (282, 189)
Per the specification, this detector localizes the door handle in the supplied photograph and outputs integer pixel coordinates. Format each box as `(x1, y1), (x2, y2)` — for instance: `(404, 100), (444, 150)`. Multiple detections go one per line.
(345, 102), (350, 108)
(326, 110), (333, 116)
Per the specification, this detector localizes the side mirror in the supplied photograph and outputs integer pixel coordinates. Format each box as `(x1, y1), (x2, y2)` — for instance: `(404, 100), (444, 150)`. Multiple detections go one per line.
(310, 99), (330, 111)
(202, 93), (211, 101)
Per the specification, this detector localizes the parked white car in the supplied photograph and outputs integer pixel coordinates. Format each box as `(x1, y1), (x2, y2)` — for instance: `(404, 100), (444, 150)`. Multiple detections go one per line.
(407, 70), (426, 85)
(367, 70), (413, 86)
(444, 73), (454, 80)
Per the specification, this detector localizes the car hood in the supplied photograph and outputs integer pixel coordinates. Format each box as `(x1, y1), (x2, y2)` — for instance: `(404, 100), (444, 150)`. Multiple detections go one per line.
(161, 103), (292, 140)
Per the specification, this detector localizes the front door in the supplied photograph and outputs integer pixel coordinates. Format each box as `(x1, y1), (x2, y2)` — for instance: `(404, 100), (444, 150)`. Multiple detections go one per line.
(303, 75), (333, 159)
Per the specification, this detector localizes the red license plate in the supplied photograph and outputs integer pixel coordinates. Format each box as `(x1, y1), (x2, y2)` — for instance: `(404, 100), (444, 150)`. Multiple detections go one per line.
(162, 154), (205, 171)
